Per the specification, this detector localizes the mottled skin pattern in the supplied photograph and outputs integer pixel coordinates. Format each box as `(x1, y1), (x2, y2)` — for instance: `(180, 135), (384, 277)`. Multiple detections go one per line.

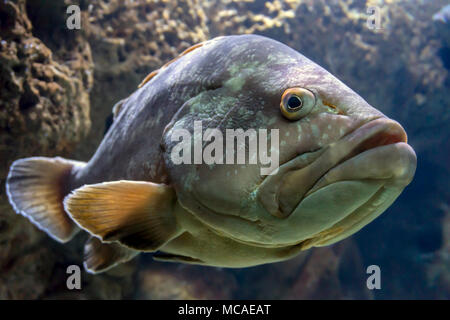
(69, 35), (416, 267)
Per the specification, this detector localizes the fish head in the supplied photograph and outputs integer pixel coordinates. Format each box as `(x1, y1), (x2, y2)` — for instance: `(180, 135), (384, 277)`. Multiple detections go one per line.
(161, 35), (416, 249)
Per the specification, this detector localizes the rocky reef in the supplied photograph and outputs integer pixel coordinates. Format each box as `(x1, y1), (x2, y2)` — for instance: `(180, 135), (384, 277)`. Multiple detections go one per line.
(0, 0), (448, 299)
(0, 0), (92, 299)
(73, 0), (210, 159)
(0, 0), (92, 178)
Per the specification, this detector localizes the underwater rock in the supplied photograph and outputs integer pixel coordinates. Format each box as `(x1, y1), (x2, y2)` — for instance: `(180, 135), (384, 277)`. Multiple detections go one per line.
(137, 263), (237, 299)
(0, 247), (55, 299)
(0, 0), (92, 178)
(0, 0), (91, 299)
(283, 240), (372, 299)
(73, 0), (210, 159)
(425, 205), (450, 299)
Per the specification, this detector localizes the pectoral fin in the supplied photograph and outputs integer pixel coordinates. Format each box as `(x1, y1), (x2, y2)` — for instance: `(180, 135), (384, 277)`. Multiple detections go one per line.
(64, 181), (181, 251)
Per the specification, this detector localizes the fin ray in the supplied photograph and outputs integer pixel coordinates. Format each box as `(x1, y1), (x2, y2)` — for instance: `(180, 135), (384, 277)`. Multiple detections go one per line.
(6, 157), (86, 242)
(84, 237), (138, 274)
(64, 180), (180, 251)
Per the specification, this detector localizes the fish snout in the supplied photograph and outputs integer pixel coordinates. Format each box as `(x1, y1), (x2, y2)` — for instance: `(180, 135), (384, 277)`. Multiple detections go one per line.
(307, 117), (417, 194)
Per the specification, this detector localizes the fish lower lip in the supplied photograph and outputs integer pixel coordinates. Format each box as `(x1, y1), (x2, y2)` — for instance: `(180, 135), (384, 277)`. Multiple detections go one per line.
(306, 142), (416, 196)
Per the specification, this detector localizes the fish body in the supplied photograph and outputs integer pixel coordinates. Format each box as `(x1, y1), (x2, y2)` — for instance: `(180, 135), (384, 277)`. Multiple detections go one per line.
(6, 35), (416, 273)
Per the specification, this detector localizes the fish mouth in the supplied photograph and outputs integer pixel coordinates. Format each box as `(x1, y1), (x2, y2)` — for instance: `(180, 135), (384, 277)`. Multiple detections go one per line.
(286, 118), (416, 247)
(304, 119), (414, 197)
(257, 117), (416, 246)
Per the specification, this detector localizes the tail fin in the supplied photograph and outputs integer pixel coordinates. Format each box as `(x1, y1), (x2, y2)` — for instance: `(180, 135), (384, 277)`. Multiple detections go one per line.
(6, 157), (86, 243)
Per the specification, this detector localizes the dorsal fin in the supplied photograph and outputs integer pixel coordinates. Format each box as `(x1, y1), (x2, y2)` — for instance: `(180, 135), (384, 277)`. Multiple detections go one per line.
(138, 42), (205, 89)
(112, 98), (127, 120)
(137, 70), (159, 89)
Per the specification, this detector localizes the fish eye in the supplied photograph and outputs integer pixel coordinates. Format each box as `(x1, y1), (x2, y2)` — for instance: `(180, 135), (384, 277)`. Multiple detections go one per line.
(280, 88), (316, 120)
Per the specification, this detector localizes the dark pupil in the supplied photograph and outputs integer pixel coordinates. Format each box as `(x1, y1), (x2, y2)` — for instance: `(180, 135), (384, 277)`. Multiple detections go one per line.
(287, 96), (302, 110)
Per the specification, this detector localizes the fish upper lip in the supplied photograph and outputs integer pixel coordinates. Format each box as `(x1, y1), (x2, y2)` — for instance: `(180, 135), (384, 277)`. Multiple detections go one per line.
(315, 117), (409, 182)
(260, 117), (411, 218)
